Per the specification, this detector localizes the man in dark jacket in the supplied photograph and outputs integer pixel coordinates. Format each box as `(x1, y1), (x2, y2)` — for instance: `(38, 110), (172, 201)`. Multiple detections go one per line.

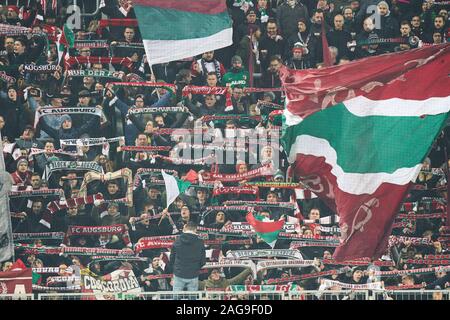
(276, 0), (309, 40)
(37, 113), (99, 148)
(327, 14), (353, 62)
(169, 221), (206, 291)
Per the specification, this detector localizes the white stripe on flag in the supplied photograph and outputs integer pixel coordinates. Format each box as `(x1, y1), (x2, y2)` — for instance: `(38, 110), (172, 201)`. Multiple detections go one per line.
(289, 135), (423, 195)
(162, 170), (180, 209)
(144, 28), (233, 65)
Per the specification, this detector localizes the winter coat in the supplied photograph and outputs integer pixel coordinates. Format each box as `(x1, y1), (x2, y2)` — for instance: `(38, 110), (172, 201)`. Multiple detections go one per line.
(276, 2), (309, 40)
(169, 232), (206, 279)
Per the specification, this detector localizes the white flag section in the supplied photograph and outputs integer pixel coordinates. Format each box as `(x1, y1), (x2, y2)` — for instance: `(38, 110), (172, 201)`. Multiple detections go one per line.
(0, 133), (14, 262)
(162, 170), (181, 209)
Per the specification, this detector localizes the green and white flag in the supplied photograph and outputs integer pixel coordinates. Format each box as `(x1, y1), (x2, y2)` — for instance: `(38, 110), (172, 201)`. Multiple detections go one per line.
(56, 24), (75, 64)
(162, 170), (191, 208)
(134, 0), (233, 65)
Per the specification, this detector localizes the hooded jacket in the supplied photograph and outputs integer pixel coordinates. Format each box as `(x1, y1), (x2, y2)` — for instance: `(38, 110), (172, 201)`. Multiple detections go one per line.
(169, 232), (206, 279)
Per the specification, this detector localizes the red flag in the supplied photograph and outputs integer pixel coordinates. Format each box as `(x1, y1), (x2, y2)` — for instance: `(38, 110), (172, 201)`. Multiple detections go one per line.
(0, 269), (32, 294)
(182, 169), (198, 183)
(280, 44), (450, 121)
(281, 44), (450, 261)
(10, 259), (27, 271)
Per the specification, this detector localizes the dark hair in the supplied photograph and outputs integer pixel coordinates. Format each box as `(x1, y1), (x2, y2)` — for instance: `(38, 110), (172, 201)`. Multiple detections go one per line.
(185, 221), (197, 231)
(400, 20), (410, 27)
(269, 55), (282, 63)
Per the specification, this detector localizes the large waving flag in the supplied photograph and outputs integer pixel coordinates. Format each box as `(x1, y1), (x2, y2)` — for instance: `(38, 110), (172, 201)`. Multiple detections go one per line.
(134, 0), (233, 65)
(281, 44), (450, 261)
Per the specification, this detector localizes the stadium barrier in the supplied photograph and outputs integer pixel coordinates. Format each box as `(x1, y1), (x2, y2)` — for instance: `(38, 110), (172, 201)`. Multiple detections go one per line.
(5, 290), (442, 300)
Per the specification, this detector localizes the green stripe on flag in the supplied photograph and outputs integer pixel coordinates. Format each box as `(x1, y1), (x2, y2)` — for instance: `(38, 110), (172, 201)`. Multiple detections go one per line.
(282, 102), (449, 174)
(134, 6), (232, 40)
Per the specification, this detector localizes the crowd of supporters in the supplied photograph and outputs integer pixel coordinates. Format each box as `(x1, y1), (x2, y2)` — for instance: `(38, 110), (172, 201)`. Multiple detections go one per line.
(0, 0), (449, 299)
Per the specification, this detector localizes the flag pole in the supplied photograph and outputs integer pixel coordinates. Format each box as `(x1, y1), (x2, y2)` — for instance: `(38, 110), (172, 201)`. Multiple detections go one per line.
(149, 63), (161, 99)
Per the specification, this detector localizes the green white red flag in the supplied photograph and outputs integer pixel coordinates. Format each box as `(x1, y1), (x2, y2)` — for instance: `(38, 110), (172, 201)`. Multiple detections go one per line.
(246, 211), (285, 248)
(133, 0), (233, 65)
(280, 44), (450, 261)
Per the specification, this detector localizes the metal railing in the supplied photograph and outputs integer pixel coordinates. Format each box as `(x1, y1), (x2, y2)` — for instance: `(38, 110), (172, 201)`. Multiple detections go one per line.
(1, 290), (448, 300)
(0, 294), (34, 300)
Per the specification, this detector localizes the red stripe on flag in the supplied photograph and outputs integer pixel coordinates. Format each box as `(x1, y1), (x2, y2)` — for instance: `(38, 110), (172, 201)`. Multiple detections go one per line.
(133, 0), (226, 15)
(280, 44), (450, 120)
(246, 212), (285, 233)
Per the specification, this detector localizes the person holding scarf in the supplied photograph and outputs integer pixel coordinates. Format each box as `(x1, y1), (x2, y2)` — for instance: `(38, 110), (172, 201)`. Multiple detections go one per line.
(255, 0), (276, 29)
(191, 51), (226, 85)
(259, 19), (285, 70)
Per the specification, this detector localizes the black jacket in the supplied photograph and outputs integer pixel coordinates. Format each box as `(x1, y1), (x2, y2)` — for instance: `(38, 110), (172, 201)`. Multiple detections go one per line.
(169, 232), (206, 279)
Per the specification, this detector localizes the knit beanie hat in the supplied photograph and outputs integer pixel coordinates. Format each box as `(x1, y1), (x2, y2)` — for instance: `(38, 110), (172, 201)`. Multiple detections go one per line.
(16, 158), (28, 169)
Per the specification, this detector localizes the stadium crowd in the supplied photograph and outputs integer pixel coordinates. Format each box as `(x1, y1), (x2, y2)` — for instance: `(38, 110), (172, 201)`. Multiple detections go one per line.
(0, 0), (449, 299)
